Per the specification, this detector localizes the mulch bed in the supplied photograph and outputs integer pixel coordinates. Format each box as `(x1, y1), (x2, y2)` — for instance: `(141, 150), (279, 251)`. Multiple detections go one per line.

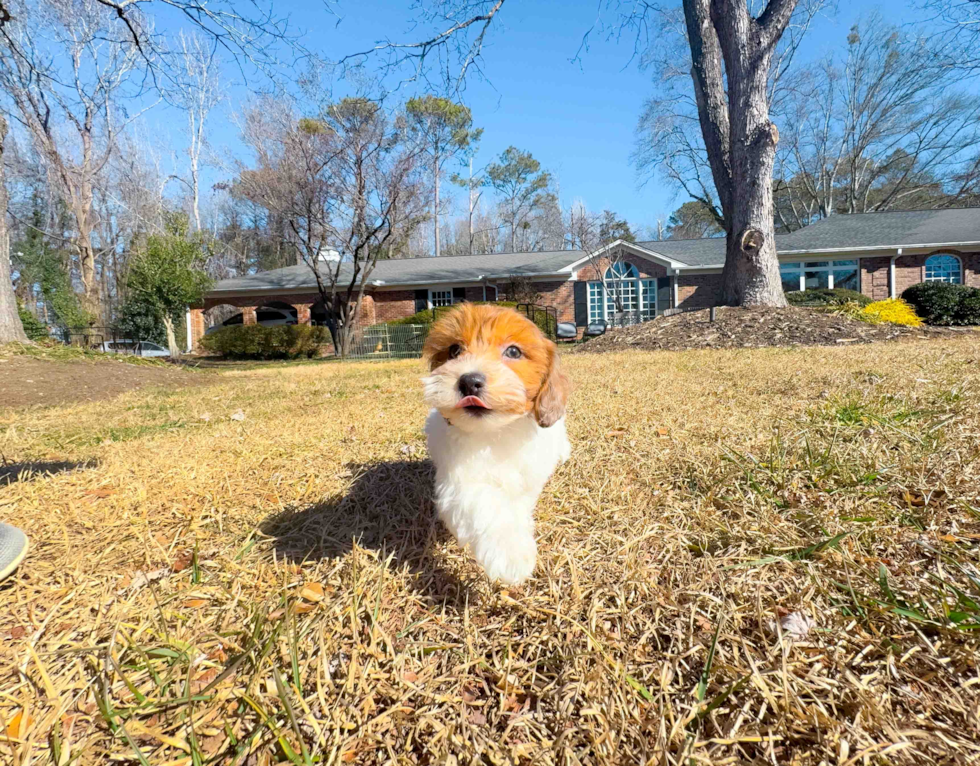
(577, 306), (974, 353)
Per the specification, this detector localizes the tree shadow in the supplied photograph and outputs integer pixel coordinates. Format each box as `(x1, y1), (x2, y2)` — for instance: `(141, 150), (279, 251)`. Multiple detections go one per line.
(0, 460), (96, 485)
(261, 459), (471, 608)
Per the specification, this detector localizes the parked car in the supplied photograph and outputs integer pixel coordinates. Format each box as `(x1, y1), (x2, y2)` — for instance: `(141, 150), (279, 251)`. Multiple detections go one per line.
(100, 340), (171, 357)
(204, 307), (297, 335)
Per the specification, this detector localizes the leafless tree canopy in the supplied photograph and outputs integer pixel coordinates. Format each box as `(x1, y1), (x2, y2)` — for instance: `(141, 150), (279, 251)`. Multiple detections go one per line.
(234, 96), (429, 355)
(774, 14), (980, 231)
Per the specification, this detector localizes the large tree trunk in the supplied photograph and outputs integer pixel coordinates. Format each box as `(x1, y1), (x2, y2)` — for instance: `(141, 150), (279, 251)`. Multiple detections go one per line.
(721, 26), (786, 306)
(683, 0), (795, 307)
(0, 116), (29, 344)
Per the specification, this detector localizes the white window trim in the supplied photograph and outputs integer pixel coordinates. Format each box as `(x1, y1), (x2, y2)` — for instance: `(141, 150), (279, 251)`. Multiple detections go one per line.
(587, 272), (668, 324)
(780, 259), (861, 292)
(924, 253), (963, 284)
(428, 288), (455, 308)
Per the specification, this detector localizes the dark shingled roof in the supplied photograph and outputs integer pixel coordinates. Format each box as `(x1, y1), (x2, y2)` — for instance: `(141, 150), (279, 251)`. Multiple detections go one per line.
(638, 208), (980, 268)
(635, 237), (728, 267)
(777, 208), (980, 252)
(210, 250), (586, 293)
(210, 208), (980, 293)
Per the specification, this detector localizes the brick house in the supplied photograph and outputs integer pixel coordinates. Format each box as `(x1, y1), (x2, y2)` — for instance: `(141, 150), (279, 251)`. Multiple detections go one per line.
(189, 208), (980, 349)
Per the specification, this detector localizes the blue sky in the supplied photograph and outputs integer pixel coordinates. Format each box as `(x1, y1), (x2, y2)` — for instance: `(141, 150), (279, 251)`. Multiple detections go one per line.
(149, 0), (950, 238)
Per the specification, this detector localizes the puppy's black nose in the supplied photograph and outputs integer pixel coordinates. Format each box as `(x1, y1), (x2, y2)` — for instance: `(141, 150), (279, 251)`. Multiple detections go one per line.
(457, 372), (486, 398)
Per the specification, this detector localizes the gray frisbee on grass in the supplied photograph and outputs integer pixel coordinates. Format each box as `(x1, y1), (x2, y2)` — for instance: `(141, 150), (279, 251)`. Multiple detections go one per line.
(0, 523), (28, 581)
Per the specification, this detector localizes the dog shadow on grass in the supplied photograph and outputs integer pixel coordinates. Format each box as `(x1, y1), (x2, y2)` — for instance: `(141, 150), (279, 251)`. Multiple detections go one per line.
(262, 460), (472, 609)
(0, 460), (96, 485)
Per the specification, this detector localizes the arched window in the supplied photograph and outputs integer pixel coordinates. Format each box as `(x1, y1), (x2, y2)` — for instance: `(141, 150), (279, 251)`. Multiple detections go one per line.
(587, 261), (666, 324)
(604, 262), (639, 280)
(925, 254), (963, 284)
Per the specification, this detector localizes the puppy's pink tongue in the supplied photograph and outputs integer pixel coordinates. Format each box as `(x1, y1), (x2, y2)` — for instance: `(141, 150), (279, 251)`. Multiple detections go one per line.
(457, 396), (489, 409)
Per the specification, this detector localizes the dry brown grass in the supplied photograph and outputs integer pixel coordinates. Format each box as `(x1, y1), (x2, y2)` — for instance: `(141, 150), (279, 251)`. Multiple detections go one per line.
(2, 338), (980, 765)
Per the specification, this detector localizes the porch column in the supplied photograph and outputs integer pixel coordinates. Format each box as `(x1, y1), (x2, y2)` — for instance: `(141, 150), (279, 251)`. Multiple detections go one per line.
(242, 306), (257, 325)
(188, 308), (206, 351)
(293, 303), (312, 325)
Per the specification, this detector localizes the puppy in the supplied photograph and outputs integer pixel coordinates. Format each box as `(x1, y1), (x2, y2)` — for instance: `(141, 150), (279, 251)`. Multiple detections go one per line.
(422, 303), (571, 585)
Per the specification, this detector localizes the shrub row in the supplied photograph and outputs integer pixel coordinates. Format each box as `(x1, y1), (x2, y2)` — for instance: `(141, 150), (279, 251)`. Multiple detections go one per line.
(199, 324), (329, 359)
(786, 288), (872, 307)
(901, 282), (980, 326)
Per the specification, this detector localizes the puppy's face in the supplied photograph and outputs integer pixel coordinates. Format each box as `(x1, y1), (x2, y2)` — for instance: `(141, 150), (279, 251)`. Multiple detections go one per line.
(422, 303), (569, 432)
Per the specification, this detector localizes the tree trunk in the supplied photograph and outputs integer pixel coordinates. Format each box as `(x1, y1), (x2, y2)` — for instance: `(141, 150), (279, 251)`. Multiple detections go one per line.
(433, 150), (440, 258)
(683, 0), (794, 307)
(191, 152), (201, 232)
(468, 157), (475, 255)
(162, 313), (180, 357)
(722, 80), (786, 306)
(0, 116), (29, 344)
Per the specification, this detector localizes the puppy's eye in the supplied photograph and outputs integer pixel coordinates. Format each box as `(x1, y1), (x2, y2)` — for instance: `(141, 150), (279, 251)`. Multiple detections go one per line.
(503, 345), (522, 360)
(448, 344), (462, 359)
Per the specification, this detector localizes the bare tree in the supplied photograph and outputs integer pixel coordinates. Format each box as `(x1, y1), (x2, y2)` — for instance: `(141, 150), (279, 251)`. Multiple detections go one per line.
(168, 31), (224, 232)
(776, 16), (980, 225)
(0, 0), (143, 323)
(0, 115), (28, 343)
(235, 96), (427, 357)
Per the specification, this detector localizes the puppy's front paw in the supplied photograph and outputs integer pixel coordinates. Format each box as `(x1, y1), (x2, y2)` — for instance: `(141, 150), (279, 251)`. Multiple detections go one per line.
(477, 533), (537, 585)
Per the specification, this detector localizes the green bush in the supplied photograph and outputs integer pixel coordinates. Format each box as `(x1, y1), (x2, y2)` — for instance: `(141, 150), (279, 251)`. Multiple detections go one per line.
(956, 288), (980, 325)
(901, 281), (980, 325)
(785, 288), (872, 307)
(199, 324), (329, 359)
(17, 303), (49, 341)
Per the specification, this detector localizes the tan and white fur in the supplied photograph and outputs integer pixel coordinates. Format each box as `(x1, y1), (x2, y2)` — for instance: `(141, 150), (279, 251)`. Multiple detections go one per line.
(422, 304), (571, 585)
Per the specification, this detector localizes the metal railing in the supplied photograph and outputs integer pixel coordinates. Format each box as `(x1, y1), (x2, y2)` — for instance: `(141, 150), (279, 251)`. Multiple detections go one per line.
(342, 324), (430, 361)
(515, 303), (558, 340)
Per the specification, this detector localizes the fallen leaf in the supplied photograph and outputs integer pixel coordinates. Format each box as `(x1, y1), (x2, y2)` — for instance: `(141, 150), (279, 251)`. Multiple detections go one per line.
(904, 491), (926, 507)
(656, 427), (669, 437)
(230, 410), (246, 422)
(9, 626), (26, 639)
(172, 551), (193, 572)
(341, 751), (356, 763)
(779, 611), (815, 640)
(402, 670), (418, 683)
(294, 602), (317, 614)
(300, 582), (325, 602)
(154, 532), (171, 546)
(183, 599), (208, 609)
(5, 710), (31, 739)
(84, 488), (116, 498)
(467, 710), (487, 726)
(118, 568), (169, 595)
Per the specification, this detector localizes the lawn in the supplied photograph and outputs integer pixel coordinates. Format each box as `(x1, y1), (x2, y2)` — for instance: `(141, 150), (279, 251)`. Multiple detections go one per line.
(2, 338), (979, 765)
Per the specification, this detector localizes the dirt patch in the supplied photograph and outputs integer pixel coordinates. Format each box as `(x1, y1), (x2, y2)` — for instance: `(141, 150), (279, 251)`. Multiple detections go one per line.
(0, 356), (211, 409)
(577, 306), (973, 353)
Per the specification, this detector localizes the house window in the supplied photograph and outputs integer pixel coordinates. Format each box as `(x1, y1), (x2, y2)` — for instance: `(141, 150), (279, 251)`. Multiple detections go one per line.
(781, 259), (859, 292)
(924, 254), (962, 284)
(429, 289), (454, 307)
(587, 263), (665, 323)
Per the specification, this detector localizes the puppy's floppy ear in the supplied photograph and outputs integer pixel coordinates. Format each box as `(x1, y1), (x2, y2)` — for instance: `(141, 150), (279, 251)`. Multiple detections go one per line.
(533, 344), (570, 427)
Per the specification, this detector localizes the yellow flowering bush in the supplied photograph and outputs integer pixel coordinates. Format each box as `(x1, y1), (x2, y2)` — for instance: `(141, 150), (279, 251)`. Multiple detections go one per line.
(860, 298), (924, 327)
